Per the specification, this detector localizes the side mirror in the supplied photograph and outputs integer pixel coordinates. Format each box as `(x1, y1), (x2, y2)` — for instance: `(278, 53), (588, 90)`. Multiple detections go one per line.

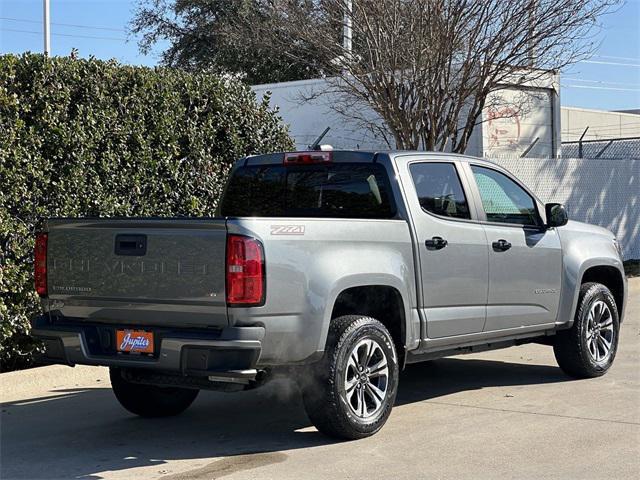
(545, 203), (568, 228)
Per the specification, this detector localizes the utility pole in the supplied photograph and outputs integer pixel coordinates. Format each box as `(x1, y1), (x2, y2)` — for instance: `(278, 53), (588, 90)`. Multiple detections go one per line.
(343, 0), (353, 54)
(527, 0), (537, 67)
(43, 0), (51, 55)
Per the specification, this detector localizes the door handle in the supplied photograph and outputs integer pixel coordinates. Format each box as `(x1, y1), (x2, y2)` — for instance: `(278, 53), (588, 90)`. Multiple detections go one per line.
(492, 239), (512, 251)
(425, 236), (448, 250)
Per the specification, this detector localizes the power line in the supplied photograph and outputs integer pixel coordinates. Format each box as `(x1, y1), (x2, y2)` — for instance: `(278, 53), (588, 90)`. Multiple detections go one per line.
(594, 55), (640, 62)
(1, 28), (127, 42)
(561, 84), (640, 92)
(580, 60), (640, 67)
(564, 78), (640, 88)
(5, 15), (635, 62)
(0, 16), (126, 32)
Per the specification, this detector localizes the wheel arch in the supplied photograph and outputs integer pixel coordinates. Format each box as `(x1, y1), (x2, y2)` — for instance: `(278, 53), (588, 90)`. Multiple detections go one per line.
(330, 284), (409, 366)
(559, 258), (627, 329)
(581, 265), (626, 322)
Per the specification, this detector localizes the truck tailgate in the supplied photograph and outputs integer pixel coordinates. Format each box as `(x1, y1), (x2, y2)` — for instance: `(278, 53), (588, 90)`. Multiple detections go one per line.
(45, 218), (228, 328)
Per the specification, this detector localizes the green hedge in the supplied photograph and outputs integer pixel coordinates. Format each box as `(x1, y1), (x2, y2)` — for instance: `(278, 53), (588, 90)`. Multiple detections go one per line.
(0, 53), (293, 371)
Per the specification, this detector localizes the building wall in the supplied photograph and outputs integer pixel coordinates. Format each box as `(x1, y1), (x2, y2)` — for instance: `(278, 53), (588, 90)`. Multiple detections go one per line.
(561, 107), (640, 142)
(253, 77), (559, 158)
(482, 87), (557, 158)
(253, 78), (392, 151)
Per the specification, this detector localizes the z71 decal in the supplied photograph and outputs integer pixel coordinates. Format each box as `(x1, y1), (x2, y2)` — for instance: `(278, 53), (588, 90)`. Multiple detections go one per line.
(270, 225), (306, 235)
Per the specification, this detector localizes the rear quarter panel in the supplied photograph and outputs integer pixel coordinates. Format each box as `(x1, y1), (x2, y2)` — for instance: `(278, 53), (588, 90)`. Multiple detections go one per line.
(227, 218), (417, 364)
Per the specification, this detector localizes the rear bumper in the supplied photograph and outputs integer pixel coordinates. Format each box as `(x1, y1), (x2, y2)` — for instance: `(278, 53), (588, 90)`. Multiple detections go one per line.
(31, 315), (264, 378)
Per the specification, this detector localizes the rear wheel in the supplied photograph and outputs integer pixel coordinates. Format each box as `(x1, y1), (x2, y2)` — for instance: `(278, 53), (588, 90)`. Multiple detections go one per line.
(109, 368), (199, 417)
(554, 282), (620, 379)
(301, 315), (399, 440)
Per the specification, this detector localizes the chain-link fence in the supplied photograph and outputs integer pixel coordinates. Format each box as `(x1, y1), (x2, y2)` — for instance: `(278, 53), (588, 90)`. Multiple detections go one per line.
(485, 156), (639, 260)
(562, 136), (640, 159)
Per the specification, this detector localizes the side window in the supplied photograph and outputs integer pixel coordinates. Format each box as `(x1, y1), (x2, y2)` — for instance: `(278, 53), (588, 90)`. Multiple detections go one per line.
(471, 165), (539, 226)
(409, 162), (470, 219)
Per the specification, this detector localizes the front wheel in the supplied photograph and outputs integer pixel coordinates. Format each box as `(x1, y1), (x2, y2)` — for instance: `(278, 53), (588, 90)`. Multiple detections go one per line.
(109, 368), (199, 417)
(554, 282), (620, 379)
(301, 315), (399, 440)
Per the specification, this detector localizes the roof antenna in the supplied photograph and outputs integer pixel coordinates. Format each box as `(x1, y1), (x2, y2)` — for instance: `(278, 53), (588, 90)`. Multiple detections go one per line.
(309, 127), (331, 150)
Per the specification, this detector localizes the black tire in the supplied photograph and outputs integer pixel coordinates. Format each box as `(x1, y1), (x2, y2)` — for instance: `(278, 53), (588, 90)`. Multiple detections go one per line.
(109, 368), (199, 417)
(554, 282), (620, 379)
(301, 315), (399, 440)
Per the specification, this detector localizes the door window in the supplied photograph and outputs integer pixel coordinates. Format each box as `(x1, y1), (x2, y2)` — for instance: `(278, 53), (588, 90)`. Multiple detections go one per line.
(409, 162), (470, 219)
(471, 165), (539, 226)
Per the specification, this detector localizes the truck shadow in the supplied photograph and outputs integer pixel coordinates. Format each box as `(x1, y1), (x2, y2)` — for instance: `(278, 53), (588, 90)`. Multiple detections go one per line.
(1, 357), (571, 479)
(397, 356), (568, 405)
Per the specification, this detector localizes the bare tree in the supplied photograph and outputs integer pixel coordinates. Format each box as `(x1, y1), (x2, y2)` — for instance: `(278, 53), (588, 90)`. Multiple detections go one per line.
(256, 0), (618, 152)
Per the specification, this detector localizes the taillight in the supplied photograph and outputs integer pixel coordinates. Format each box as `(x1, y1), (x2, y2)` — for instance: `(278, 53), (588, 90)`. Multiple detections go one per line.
(284, 151), (332, 165)
(35, 233), (48, 297)
(226, 234), (265, 306)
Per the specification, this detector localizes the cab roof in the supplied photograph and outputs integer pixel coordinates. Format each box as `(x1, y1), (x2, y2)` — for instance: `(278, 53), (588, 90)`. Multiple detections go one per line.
(243, 150), (497, 167)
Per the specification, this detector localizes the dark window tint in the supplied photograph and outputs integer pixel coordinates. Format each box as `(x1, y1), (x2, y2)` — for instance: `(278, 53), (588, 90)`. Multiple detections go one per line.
(471, 165), (539, 226)
(220, 163), (395, 218)
(409, 162), (470, 219)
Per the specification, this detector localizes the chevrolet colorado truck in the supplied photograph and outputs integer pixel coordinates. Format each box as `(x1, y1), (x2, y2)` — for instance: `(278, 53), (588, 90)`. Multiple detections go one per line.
(32, 150), (627, 439)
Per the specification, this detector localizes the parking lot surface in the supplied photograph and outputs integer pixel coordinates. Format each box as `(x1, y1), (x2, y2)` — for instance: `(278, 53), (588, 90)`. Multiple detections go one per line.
(1, 278), (638, 480)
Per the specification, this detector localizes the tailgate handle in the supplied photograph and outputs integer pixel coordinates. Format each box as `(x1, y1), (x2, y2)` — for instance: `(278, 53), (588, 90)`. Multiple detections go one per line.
(115, 234), (147, 256)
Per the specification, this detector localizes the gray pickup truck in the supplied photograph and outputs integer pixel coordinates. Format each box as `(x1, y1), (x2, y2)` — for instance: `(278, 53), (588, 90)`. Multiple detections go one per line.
(32, 150), (627, 439)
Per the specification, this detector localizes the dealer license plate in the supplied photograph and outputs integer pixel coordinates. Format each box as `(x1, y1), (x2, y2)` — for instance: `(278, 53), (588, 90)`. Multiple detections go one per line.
(116, 329), (154, 354)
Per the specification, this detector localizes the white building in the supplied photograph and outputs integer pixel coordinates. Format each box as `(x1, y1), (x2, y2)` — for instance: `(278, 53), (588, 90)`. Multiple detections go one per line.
(253, 75), (561, 158)
(253, 77), (640, 159)
(560, 107), (640, 142)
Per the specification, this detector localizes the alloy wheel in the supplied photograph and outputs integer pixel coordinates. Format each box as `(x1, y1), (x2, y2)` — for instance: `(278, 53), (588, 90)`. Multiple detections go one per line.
(344, 338), (389, 419)
(585, 300), (614, 363)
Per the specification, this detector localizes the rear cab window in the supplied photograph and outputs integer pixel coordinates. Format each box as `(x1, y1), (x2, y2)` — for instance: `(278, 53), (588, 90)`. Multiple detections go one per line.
(220, 162), (396, 219)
